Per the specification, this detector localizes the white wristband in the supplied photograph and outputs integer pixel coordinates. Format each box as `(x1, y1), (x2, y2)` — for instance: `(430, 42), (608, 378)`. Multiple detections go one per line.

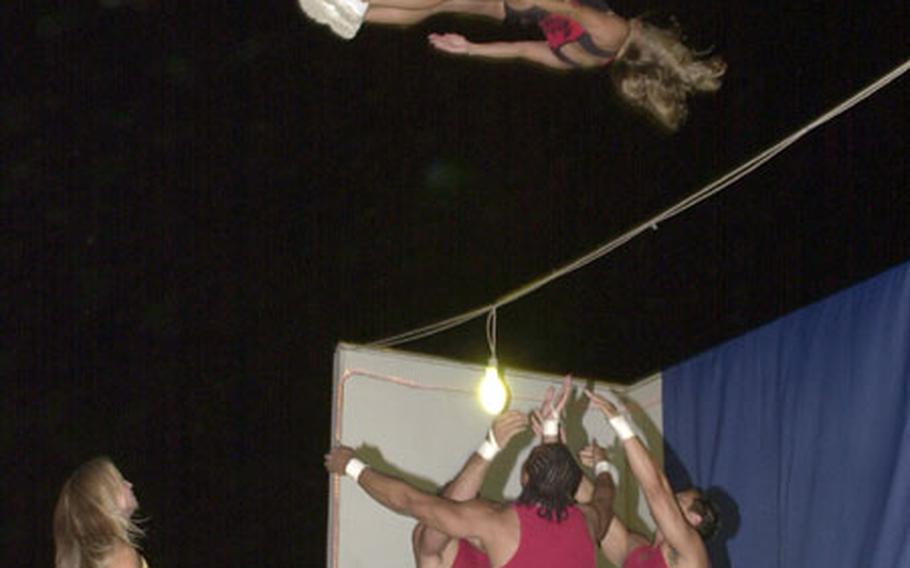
(476, 429), (501, 461)
(345, 458), (367, 482)
(594, 460), (619, 486)
(609, 416), (636, 441)
(542, 418), (560, 437)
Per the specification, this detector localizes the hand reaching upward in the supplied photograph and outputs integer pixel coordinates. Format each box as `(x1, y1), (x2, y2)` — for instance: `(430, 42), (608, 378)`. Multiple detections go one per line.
(584, 388), (622, 419)
(491, 409), (530, 448)
(578, 438), (609, 468)
(532, 375), (573, 443)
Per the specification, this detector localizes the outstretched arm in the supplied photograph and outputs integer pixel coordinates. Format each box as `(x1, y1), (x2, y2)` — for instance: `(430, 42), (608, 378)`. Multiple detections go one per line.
(577, 439), (644, 566)
(577, 440), (629, 551)
(582, 460), (616, 542)
(325, 447), (496, 541)
(428, 34), (572, 70)
(417, 410), (528, 557)
(444, 410), (528, 501)
(585, 390), (708, 565)
(530, 374), (573, 443)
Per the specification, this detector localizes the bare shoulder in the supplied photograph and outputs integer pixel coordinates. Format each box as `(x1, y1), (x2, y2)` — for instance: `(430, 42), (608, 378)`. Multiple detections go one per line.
(480, 502), (521, 565)
(107, 543), (141, 568)
(461, 496), (510, 516)
(466, 500), (518, 539)
(434, 496), (510, 535)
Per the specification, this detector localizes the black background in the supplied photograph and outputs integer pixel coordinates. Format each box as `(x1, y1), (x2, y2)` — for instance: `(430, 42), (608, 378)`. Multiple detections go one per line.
(3, 0), (908, 565)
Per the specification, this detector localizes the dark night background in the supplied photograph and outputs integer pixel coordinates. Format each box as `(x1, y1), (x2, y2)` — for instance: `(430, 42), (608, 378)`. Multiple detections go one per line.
(3, 0), (908, 565)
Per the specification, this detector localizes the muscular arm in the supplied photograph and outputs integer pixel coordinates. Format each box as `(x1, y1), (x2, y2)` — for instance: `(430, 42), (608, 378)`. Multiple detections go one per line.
(585, 390), (707, 565)
(575, 440), (618, 545)
(429, 34), (572, 70)
(440, 453), (491, 501)
(622, 437), (707, 563)
(575, 471), (643, 566)
(583, 470), (616, 542)
(357, 467), (497, 541)
(415, 451), (491, 557)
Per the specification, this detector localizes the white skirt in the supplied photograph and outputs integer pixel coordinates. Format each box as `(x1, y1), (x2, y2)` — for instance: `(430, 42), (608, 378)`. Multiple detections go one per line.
(298, 0), (366, 40)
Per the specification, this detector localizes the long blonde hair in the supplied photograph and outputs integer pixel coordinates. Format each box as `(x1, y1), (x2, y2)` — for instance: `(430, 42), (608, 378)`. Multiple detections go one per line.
(53, 457), (144, 568)
(611, 18), (726, 131)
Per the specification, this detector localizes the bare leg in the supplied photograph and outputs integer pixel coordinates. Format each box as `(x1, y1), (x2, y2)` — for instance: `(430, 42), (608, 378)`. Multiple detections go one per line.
(365, 0), (504, 24)
(365, 6), (438, 24)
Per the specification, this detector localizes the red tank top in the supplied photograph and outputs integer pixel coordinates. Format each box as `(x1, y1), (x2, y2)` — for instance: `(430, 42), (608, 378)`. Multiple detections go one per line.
(501, 504), (595, 568)
(623, 544), (669, 568)
(452, 539), (490, 568)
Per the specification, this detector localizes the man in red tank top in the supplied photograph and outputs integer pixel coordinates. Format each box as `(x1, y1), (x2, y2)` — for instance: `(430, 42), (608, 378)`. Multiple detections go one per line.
(325, 381), (615, 567)
(415, 377), (576, 568)
(582, 390), (720, 568)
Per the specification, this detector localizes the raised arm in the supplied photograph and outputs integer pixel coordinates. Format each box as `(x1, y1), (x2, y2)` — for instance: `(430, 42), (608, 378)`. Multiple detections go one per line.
(585, 390), (708, 565)
(578, 447), (616, 543)
(444, 410), (528, 501)
(530, 374), (573, 444)
(428, 33), (572, 70)
(577, 439), (645, 566)
(325, 446), (499, 542)
(416, 410), (528, 557)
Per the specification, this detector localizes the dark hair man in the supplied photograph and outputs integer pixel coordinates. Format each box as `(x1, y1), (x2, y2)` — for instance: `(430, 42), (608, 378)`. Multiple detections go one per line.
(584, 389), (719, 568)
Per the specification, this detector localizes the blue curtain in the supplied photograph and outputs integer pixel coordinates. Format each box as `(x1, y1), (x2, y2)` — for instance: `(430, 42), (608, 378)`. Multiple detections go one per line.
(663, 262), (910, 568)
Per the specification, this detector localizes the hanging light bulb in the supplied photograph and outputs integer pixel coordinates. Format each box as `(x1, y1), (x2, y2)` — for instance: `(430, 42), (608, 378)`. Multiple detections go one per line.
(478, 308), (509, 414)
(479, 356), (508, 415)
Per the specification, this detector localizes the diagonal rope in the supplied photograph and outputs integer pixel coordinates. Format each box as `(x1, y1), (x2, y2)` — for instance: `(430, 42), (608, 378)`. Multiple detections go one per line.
(370, 57), (910, 349)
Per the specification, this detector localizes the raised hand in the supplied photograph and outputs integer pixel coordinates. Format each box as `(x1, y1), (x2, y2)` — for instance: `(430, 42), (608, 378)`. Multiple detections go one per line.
(538, 385), (556, 417)
(584, 388), (621, 419)
(491, 409), (530, 448)
(539, 374), (573, 419)
(551, 374), (573, 417)
(324, 446), (356, 475)
(578, 438), (609, 468)
(532, 375), (573, 443)
(530, 408), (562, 440)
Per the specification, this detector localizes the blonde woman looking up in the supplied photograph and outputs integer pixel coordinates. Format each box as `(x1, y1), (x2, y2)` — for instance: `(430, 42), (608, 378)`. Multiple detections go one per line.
(53, 457), (148, 568)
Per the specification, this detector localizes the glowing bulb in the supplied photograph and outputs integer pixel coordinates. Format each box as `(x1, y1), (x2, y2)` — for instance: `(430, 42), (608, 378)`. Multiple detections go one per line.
(479, 363), (508, 415)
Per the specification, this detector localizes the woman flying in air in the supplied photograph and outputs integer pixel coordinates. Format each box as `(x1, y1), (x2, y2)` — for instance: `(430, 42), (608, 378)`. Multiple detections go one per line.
(299, 0), (725, 130)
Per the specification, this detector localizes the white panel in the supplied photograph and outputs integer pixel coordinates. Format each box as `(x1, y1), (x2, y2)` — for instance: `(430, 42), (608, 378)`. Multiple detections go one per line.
(328, 343), (663, 568)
